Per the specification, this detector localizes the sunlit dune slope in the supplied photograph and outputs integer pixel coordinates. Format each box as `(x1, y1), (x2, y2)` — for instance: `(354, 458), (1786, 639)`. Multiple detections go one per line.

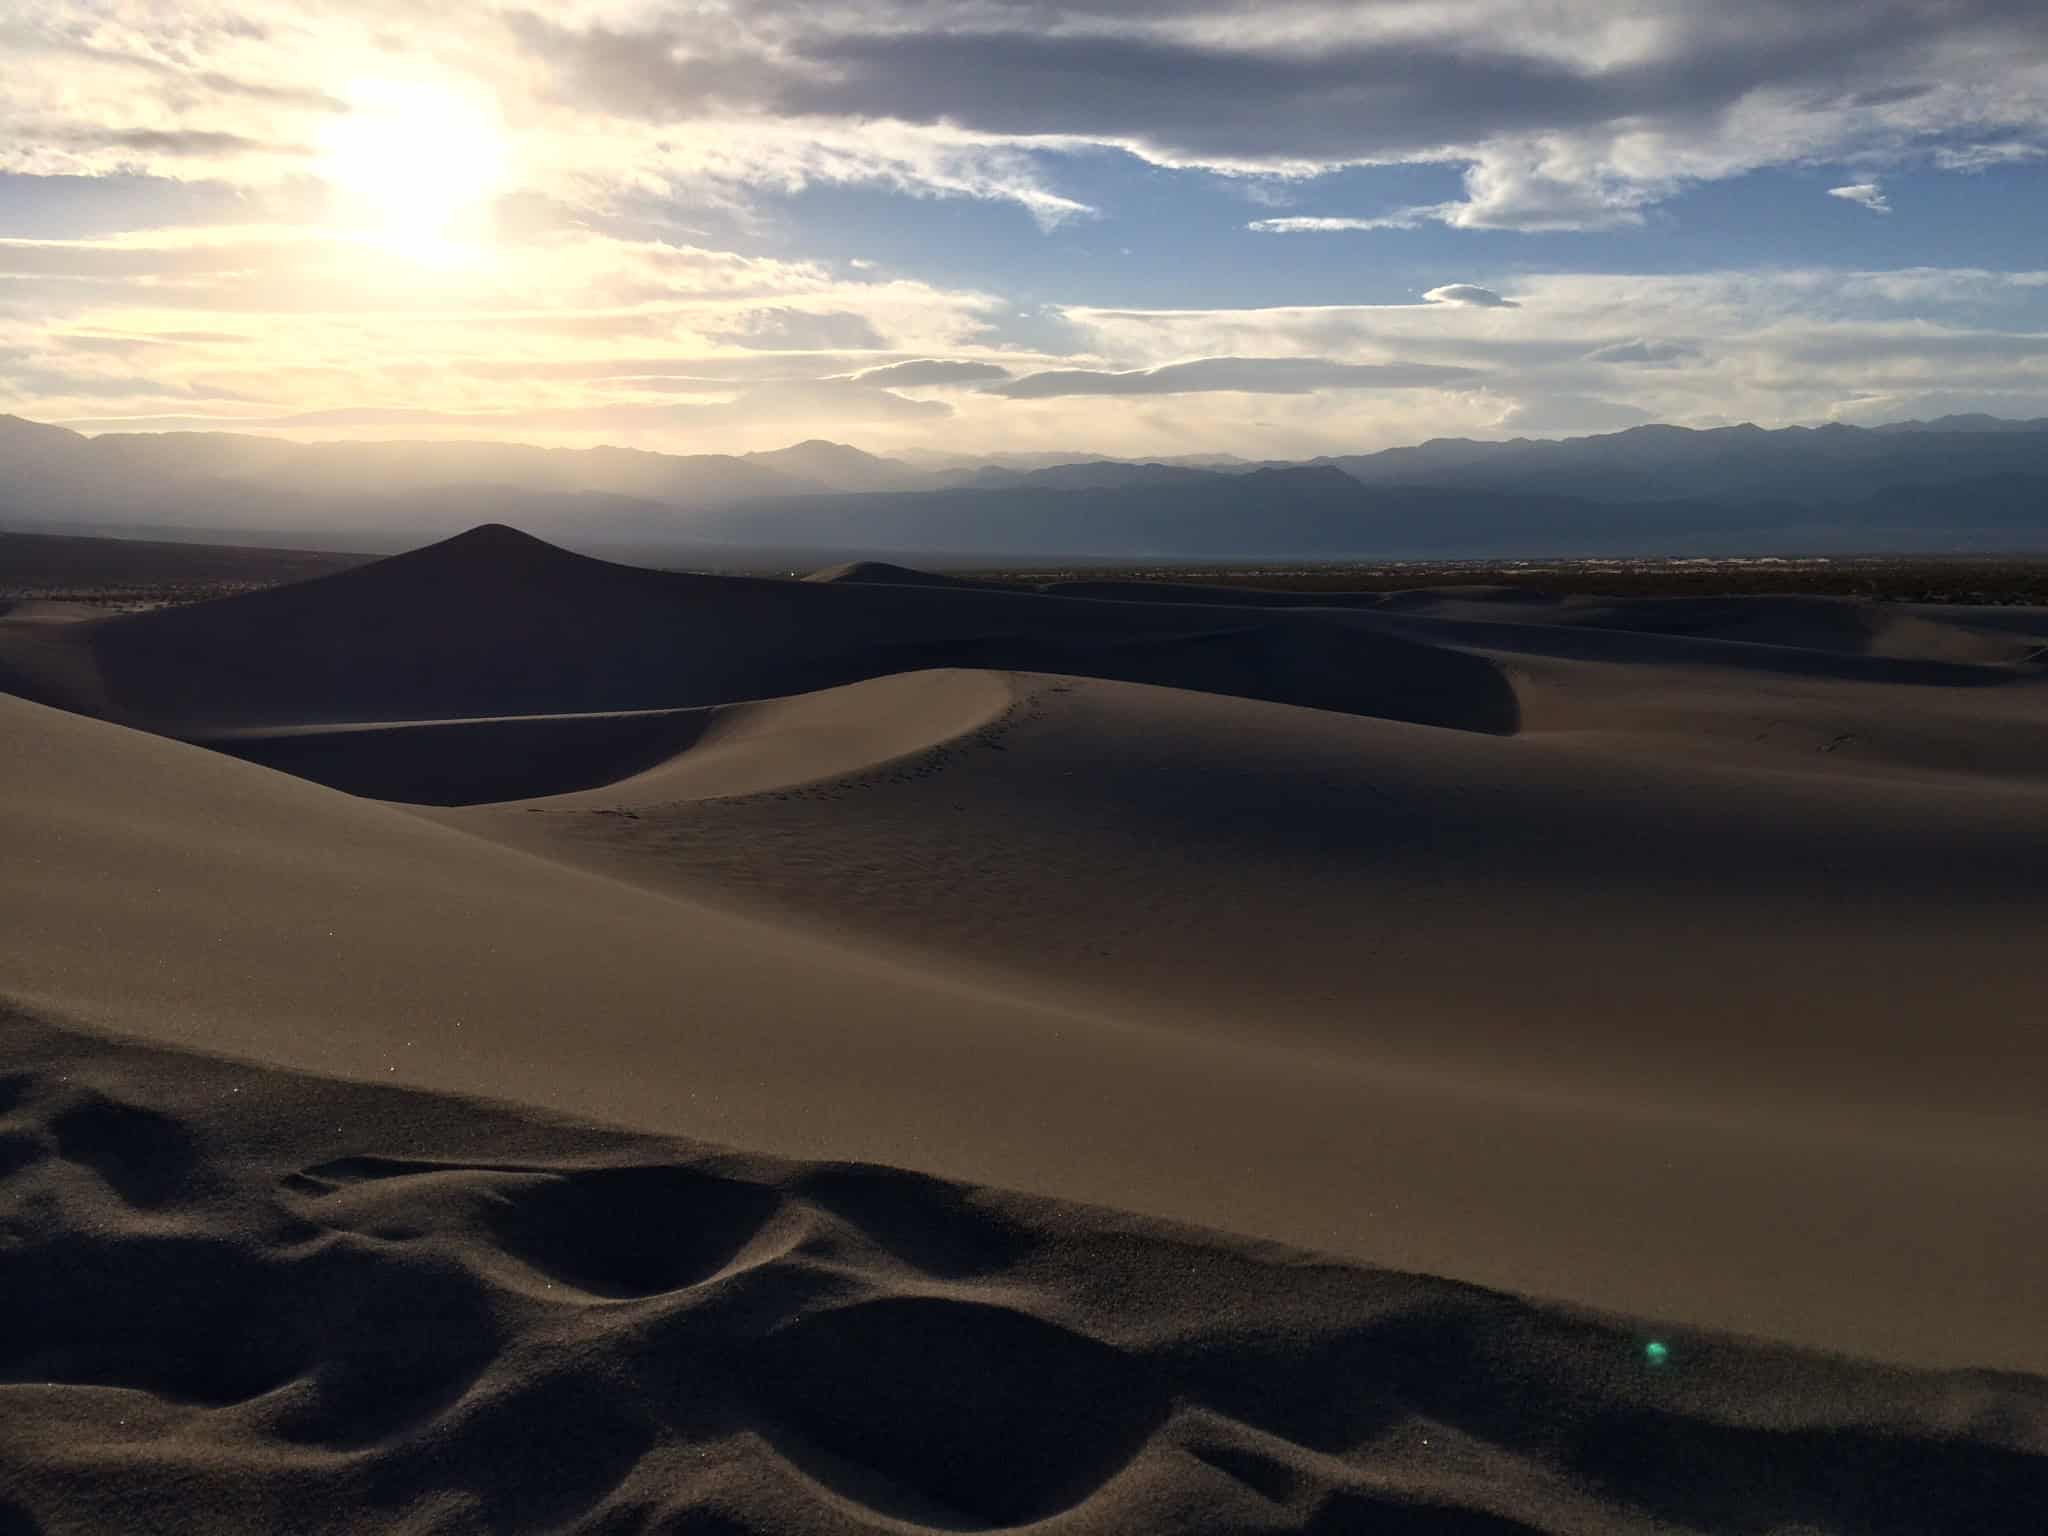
(448, 667), (2048, 1117)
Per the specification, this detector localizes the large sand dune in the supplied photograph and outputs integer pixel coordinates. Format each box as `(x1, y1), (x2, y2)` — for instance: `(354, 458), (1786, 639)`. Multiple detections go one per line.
(3, 527), (2046, 1529)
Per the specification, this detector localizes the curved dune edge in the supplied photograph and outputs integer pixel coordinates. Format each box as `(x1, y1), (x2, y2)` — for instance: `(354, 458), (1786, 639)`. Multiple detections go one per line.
(2, 1007), (2043, 1536)
(189, 669), (1019, 807)
(517, 667), (1019, 810)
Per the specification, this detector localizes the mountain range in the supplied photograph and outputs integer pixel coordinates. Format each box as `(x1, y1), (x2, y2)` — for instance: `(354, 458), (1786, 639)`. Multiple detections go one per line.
(2, 412), (2044, 563)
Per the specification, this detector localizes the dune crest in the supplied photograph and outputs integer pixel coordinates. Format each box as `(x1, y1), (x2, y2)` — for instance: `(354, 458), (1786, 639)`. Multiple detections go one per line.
(0, 525), (1524, 736)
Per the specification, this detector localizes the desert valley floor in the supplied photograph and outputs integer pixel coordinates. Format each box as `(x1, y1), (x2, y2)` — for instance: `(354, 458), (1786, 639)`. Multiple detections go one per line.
(2, 527), (2046, 1533)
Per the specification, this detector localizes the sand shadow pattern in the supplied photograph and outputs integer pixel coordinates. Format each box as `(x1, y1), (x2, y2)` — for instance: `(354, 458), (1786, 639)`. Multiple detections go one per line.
(1, 1031), (2045, 1534)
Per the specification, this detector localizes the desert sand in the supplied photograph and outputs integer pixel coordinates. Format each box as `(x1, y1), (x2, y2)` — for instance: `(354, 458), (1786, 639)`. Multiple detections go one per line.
(3, 525), (2046, 1531)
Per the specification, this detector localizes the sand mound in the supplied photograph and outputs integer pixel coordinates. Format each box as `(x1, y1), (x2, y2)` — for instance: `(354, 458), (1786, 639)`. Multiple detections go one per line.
(4, 1009), (2042, 1536)
(0, 524), (1521, 735)
(803, 558), (982, 587)
(463, 671), (2048, 1118)
(1550, 593), (2045, 665)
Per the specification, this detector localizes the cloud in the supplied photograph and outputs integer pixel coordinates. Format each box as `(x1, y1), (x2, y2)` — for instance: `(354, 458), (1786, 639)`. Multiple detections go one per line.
(29, 264), (2048, 459)
(846, 358), (1013, 387)
(56, 379), (952, 435)
(1248, 215), (1419, 233)
(55, 128), (300, 159)
(1585, 339), (1701, 364)
(1043, 268), (2048, 449)
(1499, 394), (1655, 432)
(499, 3), (2048, 231)
(988, 356), (1478, 398)
(3, 0), (2046, 464)
(1828, 182), (1892, 214)
(709, 308), (892, 351)
(1933, 141), (2048, 172)
(1424, 284), (1519, 309)
(8, 3), (2048, 237)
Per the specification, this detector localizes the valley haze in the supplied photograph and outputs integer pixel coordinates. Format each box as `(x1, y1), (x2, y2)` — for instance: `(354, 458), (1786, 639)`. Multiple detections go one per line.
(4, 410), (2048, 563)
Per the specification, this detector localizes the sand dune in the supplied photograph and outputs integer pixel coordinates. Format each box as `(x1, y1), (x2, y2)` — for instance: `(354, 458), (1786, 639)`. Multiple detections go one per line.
(453, 670), (2048, 1116)
(5, 1007), (2046, 1535)
(0, 524), (1519, 735)
(803, 558), (998, 588)
(3, 526), (2046, 1528)
(188, 671), (1016, 806)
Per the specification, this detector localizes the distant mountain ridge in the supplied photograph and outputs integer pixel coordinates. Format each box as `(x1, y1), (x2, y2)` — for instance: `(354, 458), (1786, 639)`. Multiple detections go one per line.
(2, 412), (2045, 560)
(1322, 418), (2048, 506)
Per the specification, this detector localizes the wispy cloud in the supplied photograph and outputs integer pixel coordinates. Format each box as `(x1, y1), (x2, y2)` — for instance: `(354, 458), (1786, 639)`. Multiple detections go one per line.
(1424, 285), (1518, 309)
(1827, 183), (1892, 215)
(846, 359), (1013, 387)
(988, 357), (1478, 398)
(1248, 214), (1423, 233)
(1933, 142), (2048, 172)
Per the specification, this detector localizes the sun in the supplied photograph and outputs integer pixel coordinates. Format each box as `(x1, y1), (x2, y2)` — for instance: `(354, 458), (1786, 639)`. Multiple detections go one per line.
(319, 79), (509, 249)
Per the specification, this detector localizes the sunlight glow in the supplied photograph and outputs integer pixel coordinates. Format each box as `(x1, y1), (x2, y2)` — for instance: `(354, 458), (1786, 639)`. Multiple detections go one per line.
(319, 79), (509, 250)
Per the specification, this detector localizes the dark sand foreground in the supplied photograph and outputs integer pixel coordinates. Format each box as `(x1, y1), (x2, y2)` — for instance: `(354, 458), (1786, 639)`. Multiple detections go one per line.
(4, 1009), (2045, 1535)
(4, 526), (2047, 1529)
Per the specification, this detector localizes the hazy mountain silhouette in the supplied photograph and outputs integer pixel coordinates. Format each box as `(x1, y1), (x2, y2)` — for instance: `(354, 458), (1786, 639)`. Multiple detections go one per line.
(1322, 418), (2048, 505)
(742, 438), (935, 492)
(3, 413), (2045, 559)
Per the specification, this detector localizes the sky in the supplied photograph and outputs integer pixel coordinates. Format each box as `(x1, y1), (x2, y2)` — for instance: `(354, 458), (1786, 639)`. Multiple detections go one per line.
(2, 1), (2047, 460)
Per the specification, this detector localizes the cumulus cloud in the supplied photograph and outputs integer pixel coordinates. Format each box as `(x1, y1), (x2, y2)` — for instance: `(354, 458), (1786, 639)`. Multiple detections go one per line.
(988, 357), (1478, 398)
(846, 358), (1013, 387)
(1828, 183), (1892, 214)
(1424, 284), (1518, 309)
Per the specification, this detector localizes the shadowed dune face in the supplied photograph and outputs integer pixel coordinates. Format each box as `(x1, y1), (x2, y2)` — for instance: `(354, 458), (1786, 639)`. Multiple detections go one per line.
(2, 1013), (2044, 1536)
(198, 708), (719, 806)
(0, 524), (1522, 742)
(1542, 593), (2048, 665)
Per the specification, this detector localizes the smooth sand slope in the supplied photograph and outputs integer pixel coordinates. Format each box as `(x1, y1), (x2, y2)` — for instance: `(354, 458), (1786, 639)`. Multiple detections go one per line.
(4, 527), (2047, 1530)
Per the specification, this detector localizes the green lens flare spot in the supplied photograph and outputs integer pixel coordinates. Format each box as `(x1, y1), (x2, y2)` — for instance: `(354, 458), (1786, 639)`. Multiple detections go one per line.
(1645, 1341), (1671, 1366)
